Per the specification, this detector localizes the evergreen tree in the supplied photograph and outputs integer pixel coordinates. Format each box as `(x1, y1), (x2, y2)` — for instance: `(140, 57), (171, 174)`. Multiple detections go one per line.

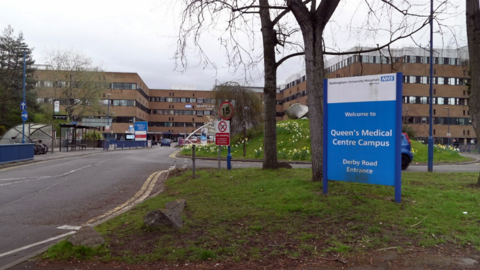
(0, 25), (40, 130)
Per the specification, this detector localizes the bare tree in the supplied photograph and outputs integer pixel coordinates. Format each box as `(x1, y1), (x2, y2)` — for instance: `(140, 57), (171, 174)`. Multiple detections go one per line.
(41, 49), (109, 122)
(466, 0), (480, 185)
(213, 81), (263, 137)
(176, 0), (303, 169)
(286, 0), (453, 181)
(176, 0), (456, 180)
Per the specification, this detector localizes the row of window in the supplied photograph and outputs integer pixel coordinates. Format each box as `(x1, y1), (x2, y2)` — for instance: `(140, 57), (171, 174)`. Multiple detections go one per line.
(102, 99), (136, 107)
(36, 98), (99, 106)
(151, 110), (215, 116)
(112, 117), (146, 123)
(403, 76), (469, 86)
(326, 55), (467, 74)
(149, 97), (215, 104)
(111, 83), (137, 90)
(148, 122), (206, 127)
(403, 116), (471, 125)
(37, 81), (136, 90)
(403, 96), (468, 106)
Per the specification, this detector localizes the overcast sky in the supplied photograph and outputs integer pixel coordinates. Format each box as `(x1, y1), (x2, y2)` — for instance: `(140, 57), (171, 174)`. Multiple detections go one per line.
(0, 0), (467, 90)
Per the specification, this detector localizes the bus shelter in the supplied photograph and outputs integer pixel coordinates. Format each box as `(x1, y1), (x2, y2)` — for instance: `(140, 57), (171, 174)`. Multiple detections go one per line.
(59, 124), (99, 152)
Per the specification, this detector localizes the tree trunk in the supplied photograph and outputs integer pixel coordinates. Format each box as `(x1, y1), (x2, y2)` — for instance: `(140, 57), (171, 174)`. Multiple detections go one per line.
(260, 0), (279, 169)
(288, 0), (340, 181)
(466, 0), (480, 186)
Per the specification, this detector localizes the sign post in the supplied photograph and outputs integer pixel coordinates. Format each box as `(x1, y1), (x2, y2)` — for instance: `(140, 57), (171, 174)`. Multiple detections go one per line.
(215, 120), (231, 169)
(134, 121), (148, 147)
(21, 51), (26, 144)
(323, 73), (403, 203)
(218, 101), (234, 170)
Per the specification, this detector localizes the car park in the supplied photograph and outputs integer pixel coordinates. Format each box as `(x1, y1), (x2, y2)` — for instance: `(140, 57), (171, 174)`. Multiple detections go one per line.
(401, 133), (414, 170)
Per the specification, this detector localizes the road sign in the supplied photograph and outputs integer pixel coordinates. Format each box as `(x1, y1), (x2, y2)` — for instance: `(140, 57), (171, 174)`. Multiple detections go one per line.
(219, 101), (234, 120)
(134, 121), (148, 132)
(54, 100), (60, 113)
(215, 120), (230, 146)
(21, 110), (28, 121)
(446, 133), (451, 138)
(20, 101), (27, 110)
(53, 115), (68, 120)
(324, 72), (403, 203)
(215, 120), (230, 133)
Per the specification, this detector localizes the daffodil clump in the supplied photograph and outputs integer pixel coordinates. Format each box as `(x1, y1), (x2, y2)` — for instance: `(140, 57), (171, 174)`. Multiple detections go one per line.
(182, 138), (250, 156)
(180, 119), (312, 160)
(434, 144), (460, 153)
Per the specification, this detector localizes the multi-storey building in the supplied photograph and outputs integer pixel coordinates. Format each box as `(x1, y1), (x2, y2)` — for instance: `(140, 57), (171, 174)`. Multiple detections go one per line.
(34, 68), (267, 142)
(279, 46), (477, 145)
(33, 45), (477, 145)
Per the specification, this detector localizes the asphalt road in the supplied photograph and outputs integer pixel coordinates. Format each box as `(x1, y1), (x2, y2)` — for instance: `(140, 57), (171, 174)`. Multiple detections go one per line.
(0, 146), (177, 269)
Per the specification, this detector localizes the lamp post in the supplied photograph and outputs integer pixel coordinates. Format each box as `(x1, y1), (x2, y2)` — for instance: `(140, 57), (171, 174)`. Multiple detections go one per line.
(444, 107), (450, 147)
(22, 50), (26, 144)
(427, 0), (434, 172)
(107, 93), (111, 142)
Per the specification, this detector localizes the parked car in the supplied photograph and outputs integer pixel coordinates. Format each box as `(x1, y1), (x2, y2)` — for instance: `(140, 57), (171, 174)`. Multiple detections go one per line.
(401, 133), (414, 170)
(160, 139), (171, 147)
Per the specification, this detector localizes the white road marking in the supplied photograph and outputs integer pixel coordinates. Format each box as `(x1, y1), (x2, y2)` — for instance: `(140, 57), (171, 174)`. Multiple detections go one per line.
(57, 225), (82, 231)
(0, 158), (115, 187)
(83, 170), (168, 226)
(0, 231), (75, 259)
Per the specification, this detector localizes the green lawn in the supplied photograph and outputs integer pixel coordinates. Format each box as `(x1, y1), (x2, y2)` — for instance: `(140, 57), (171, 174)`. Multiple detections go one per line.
(45, 169), (480, 263)
(411, 140), (472, 163)
(180, 119), (471, 163)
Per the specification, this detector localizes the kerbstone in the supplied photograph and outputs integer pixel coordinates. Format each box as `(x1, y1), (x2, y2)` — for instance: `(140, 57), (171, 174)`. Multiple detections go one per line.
(68, 226), (105, 247)
(144, 199), (186, 229)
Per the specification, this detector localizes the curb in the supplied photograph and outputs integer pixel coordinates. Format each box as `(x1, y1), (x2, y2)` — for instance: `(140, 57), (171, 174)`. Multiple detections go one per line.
(178, 155), (480, 166)
(177, 155), (312, 165)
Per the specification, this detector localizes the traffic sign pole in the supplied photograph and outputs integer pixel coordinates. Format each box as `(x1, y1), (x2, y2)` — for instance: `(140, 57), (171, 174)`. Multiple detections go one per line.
(227, 146), (232, 170)
(22, 51), (26, 144)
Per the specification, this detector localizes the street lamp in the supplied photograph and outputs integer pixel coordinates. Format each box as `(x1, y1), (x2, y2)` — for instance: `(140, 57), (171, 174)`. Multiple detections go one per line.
(444, 107), (450, 147)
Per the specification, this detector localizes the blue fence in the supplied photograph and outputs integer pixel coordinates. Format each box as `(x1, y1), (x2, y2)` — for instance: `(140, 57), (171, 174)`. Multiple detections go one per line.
(459, 144), (480, 154)
(0, 144), (35, 164)
(103, 140), (147, 150)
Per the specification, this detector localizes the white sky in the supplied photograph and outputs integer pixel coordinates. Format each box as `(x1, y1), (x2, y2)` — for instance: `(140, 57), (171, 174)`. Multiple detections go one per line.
(0, 0), (467, 90)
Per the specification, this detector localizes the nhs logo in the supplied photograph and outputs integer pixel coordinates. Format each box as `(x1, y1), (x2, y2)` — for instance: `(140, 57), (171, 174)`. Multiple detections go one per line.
(381, 75), (395, 82)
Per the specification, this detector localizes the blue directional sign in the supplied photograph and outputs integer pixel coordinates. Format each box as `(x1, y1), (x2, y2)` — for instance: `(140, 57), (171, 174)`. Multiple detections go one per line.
(21, 110), (28, 121)
(323, 73), (402, 203)
(134, 121), (148, 132)
(20, 101), (27, 110)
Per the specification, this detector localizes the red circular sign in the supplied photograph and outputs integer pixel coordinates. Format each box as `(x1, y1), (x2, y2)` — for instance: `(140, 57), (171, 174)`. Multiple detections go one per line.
(219, 101), (234, 120)
(218, 121), (228, 132)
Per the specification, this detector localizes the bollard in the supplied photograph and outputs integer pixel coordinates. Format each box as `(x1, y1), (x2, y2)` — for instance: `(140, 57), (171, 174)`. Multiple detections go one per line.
(227, 145), (232, 170)
(218, 145), (221, 170)
(192, 145), (196, 179)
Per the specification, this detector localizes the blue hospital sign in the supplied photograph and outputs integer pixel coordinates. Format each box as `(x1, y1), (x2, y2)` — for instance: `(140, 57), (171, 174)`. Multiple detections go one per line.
(323, 73), (402, 202)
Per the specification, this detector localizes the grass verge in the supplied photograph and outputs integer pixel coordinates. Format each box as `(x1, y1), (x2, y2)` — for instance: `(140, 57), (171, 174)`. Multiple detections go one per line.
(180, 119), (472, 163)
(411, 140), (472, 163)
(45, 168), (480, 263)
